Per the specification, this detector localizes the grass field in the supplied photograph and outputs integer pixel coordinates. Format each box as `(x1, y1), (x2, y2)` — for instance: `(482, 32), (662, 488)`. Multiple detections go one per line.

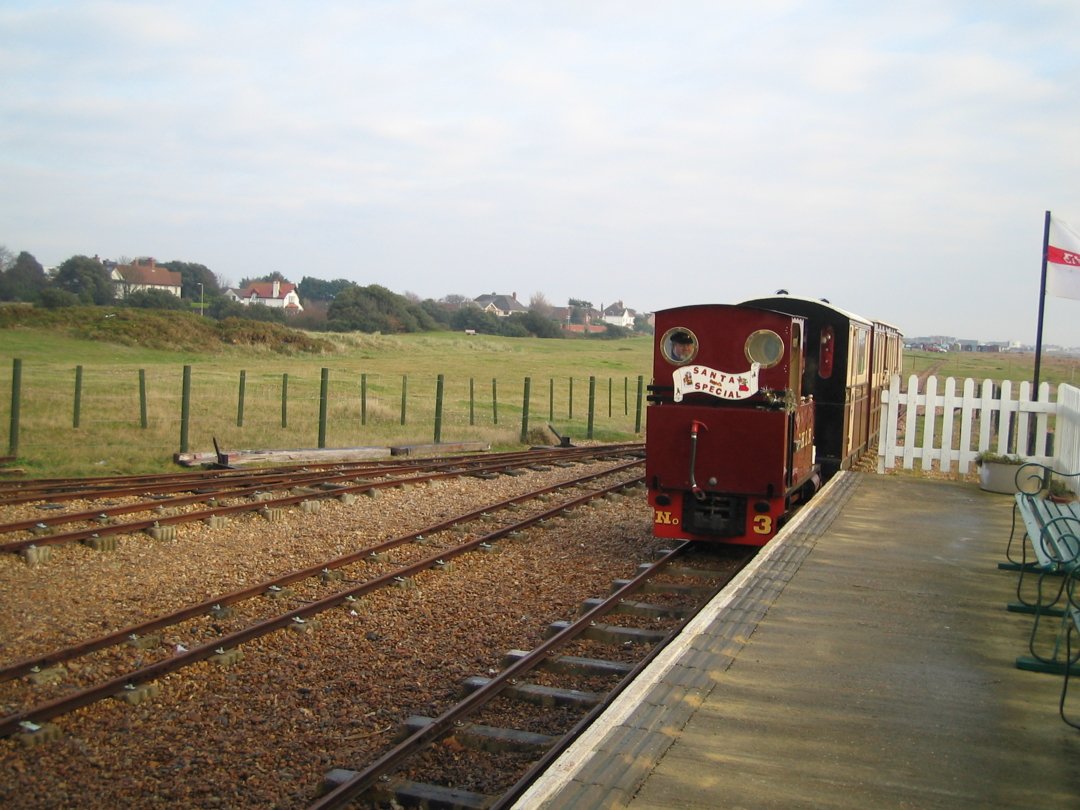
(0, 325), (655, 477)
(2, 315), (1078, 479)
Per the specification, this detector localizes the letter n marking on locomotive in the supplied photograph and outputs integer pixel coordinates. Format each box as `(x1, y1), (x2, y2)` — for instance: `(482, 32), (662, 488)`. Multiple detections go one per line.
(654, 510), (678, 525)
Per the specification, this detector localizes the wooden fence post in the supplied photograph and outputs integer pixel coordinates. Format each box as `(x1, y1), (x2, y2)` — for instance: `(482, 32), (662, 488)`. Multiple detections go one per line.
(492, 378), (498, 425)
(237, 370), (246, 427)
(549, 378), (554, 422)
(8, 359), (21, 457)
(469, 378), (475, 426)
(635, 375), (644, 433)
(400, 375), (408, 425)
(73, 365), (83, 428)
(318, 368), (329, 448)
(434, 374), (445, 443)
(139, 369), (148, 429)
(179, 365), (191, 454)
(520, 377), (531, 443)
(587, 376), (596, 439)
(361, 373), (367, 426)
(281, 373), (288, 428)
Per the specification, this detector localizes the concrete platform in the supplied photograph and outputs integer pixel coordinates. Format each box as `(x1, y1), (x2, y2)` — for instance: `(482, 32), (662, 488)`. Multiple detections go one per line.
(516, 472), (1080, 809)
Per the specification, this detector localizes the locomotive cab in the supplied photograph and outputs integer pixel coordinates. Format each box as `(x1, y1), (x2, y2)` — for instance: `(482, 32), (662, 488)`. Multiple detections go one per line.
(646, 304), (818, 546)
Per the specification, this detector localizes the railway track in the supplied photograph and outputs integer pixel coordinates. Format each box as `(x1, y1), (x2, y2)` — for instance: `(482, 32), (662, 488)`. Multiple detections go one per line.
(0, 444), (691, 809)
(0, 444), (643, 555)
(312, 543), (753, 809)
(0, 460), (644, 735)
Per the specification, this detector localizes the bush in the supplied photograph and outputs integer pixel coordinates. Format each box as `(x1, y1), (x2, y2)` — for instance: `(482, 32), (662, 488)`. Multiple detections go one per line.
(123, 290), (188, 310)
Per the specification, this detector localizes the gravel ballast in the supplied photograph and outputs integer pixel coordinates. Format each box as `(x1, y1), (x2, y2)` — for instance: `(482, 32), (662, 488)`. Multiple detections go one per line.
(0, 460), (664, 808)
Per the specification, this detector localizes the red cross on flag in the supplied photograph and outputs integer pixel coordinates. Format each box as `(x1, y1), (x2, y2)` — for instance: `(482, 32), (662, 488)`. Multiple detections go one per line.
(1046, 214), (1080, 299)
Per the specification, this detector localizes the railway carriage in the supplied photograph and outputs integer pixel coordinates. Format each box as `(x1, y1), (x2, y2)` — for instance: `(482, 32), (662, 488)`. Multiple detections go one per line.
(646, 295), (901, 546)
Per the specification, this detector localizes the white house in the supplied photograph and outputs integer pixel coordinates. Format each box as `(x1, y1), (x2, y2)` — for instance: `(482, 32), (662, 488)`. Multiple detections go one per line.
(110, 258), (182, 299)
(226, 280), (304, 313)
(600, 300), (635, 328)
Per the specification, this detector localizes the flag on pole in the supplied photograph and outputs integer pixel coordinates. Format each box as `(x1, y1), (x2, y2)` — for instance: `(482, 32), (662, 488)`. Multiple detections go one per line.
(1046, 214), (1080, 299)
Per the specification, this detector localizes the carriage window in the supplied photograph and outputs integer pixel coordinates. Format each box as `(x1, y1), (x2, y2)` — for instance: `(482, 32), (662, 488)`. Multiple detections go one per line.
(745, 329), (784, 368)
(661, 327), (698, 365)
(819, 326), (835, 378)
(856, 330), (868, 376)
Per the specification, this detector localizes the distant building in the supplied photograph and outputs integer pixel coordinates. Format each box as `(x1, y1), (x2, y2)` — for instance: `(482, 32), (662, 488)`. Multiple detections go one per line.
(225, 280), (304, 313)
(600, 300), (635, 328)
(473, 292), (527, 317)
(110, 258), (182, 299)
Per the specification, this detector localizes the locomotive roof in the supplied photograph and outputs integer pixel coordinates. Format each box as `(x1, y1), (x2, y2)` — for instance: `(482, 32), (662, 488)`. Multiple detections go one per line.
(739, 294), (875, 328)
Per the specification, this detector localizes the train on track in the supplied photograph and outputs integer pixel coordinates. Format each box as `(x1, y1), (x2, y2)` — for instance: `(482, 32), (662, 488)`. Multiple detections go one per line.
(646, 293), (902, 546)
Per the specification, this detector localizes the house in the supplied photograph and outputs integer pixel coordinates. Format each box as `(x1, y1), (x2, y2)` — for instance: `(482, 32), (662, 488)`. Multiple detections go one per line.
(225, 279), (304, 313)
(473, 292), (528, 317)
(600, 300), (635, 328)
(110, 258), (182, 299)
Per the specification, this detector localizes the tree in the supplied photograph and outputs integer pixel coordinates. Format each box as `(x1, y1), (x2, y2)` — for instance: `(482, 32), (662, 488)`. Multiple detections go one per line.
(529, 291), (553, 316)
(53, 255), (114, 304)
(514, 310), (563, 338)
(39, 288), (80, 308)
(0, 251), (47, 302)
(298, 277), (355, 302)
(592, 323), (632, 340)
(239, 271), (287, 287)
(160, 260), (219, 302)
(326, 284), (439, 333)
(449, 307), (501, 334)
(209, 297), (286, 323)
(419, 298), (452, 328)
(124, 290), (188, 310)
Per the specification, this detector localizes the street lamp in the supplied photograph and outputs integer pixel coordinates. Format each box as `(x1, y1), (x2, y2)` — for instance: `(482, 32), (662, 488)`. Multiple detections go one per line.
(198, 282), (204, 316)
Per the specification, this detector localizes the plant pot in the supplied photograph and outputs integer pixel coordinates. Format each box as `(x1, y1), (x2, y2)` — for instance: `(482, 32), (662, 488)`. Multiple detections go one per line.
(979, 462), (1021, 494)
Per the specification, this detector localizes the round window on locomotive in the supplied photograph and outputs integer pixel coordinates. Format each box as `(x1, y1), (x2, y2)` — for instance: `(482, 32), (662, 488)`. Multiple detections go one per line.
(744, 329), (785, 368)
(661, 327), (698, 365)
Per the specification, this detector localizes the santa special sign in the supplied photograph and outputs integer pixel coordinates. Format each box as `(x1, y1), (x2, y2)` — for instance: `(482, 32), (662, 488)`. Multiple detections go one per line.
(673, 364), (760, 402)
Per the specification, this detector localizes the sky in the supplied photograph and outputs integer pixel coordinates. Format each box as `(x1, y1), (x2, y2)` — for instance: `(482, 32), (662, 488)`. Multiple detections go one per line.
(3, 1), (1080, 346)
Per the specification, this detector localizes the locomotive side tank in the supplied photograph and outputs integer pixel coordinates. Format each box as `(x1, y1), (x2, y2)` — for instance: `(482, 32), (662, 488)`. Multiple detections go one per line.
(740, 295), (875, 478)
(646, 304), (817, 546)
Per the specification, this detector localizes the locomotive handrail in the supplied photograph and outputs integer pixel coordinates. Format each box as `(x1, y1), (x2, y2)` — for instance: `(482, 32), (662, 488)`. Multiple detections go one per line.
(688, 419), (708, 501)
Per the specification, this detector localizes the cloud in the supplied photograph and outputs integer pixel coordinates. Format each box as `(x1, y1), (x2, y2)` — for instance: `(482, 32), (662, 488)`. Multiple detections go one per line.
(3, 1), (1080, 344)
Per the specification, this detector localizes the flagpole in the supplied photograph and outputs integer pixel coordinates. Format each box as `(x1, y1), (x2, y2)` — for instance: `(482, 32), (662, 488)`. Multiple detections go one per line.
(1033, 209), (1051, 398)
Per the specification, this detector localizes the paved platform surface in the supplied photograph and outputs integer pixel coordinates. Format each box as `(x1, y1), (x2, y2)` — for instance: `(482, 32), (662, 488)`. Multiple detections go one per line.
(516, 472), (1080, 809)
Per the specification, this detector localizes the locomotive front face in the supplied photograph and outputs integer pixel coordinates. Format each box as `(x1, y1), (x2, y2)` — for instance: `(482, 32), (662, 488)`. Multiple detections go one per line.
(646, 305), (817, 546)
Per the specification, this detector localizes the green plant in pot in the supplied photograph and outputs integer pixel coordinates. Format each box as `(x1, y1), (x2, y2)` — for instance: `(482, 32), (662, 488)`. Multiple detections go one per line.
(1047, 477), (1075, 502)
(975, 452), (1025, 494)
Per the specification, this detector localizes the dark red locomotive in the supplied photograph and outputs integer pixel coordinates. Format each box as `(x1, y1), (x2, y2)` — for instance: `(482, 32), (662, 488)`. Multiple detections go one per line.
(646, 296), (902, 546)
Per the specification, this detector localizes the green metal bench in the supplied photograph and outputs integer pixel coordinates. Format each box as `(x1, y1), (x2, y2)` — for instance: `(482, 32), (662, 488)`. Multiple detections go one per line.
(1006, 464), (1080, 610)
(1060, 574), (1080, 729)
(1008, 465), (1080, 714)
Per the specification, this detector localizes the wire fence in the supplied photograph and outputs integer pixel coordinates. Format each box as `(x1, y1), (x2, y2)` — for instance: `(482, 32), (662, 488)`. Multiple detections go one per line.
(1, 359), (646, 475)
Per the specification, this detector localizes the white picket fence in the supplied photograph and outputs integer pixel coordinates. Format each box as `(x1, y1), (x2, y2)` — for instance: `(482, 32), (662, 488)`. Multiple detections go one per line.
(877, 376), (1080, 476)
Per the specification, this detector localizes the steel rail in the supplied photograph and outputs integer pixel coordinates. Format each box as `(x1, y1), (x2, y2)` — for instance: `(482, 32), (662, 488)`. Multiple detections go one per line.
(0, 472), (645, 738)
(0, 460), (643, 683)
(307, 543), (694, 810)
(492, 549), (757, 809)
(0, 448), (643, 554)
(0, 444), (643, 507)
(0, 445), (639, 534)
